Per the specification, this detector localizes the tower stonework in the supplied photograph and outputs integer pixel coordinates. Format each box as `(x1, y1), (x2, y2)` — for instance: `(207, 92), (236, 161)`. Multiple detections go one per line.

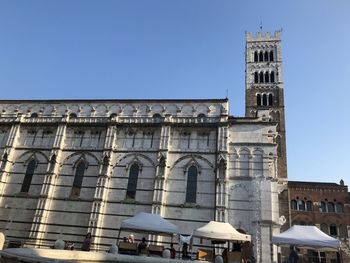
(245, 31), (289, 229)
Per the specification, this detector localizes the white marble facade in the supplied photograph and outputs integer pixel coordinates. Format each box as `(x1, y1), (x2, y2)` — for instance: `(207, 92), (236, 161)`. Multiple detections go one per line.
(0, 99), (282, 262)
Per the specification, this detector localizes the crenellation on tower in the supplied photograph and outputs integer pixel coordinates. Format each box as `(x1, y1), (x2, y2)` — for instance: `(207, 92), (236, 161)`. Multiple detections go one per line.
(245, 30), (281, 42)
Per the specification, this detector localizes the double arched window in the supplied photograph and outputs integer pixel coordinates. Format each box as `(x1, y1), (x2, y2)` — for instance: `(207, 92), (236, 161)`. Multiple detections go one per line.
(290, 199), (313, 212)
(257, 93), (273, 106)
(21, 159), (37, 193)
(71, 161), (86, 197)
(185, 166), (198, 203)
(126, 163), (140, 199)
(254, 71), (275, 84)
(254, 50), (275, 62)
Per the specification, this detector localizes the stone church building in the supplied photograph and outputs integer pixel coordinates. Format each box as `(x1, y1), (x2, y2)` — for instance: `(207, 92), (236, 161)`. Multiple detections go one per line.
(0, 31), (287, 262)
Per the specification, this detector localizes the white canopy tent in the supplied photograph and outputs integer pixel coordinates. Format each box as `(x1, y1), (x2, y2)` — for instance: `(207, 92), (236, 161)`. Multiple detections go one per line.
(272, 225), (341, 250)
(193, 221), (251, 242)
(118, 212), (179, 237)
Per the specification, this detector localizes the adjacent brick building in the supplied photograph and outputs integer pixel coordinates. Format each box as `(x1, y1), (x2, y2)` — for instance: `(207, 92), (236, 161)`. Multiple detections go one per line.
(288, 180), (350, 261)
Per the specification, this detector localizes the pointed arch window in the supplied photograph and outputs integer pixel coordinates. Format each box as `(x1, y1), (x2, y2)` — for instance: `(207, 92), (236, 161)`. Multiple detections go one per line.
(254, 51), (258, 62)
(71, 161), (86, 197)
(21, 159), (37, 193)
(270, 71), (275, 83)
(290, 200), (297, 210)
(185, 165), (198, 203)
(270, 51), (274, 61)
(126, 163), (140, 199)
(257, 94), (261, 106)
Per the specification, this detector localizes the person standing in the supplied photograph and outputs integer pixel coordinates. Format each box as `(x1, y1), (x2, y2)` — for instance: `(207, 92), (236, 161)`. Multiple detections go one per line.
(81, 232), (92, 251)
(288, 245), (299, 263)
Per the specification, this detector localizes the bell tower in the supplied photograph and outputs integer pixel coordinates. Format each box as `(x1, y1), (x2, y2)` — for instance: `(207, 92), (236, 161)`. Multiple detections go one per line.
(245, 30), (287, 181)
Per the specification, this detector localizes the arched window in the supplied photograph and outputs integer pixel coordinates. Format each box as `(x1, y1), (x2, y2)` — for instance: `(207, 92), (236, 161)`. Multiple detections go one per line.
(259, 52), (263, 62)
(21, 159), (37, 193)
(329, 224), (338, 236)
(254, 72), (259, 83)
(268, 94), (273, 106)
(290, 200), (297, 210)
(264, 51), (269, 61)
(259, 72), (264, 83)
(49, 154), (56, 172)
(265, 72), (270, 83)
(254, 51), (258, 62)
(257, 94), (261, 106)
(262, 94), (267, 106)
(71, 161), (86, 197)
(185, 165), (198, 203)
(298, 200), (305, 211)
(319, 201), (326, 212)
(69, 113), (77, 118)
(335, 202), (344, 213)
(327, 202), (335, 213)
(197, 113), (206, 118)
(306, 201), (313, 211)
(270, 51), (274, 61)
(270, 71), (275, 83)
(126, 163), (140, 199)
(30, 113), (38, 118)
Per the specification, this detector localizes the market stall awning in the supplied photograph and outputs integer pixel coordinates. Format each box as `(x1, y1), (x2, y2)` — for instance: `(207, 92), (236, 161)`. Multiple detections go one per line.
(120, 212), (179, 236)
(193, 221), (251, 242)
(272, 225), (341, 250)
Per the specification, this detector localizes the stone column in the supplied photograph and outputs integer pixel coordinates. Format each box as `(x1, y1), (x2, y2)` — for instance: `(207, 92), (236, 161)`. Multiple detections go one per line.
(29, 118), (68, 247)
(215, 125), (229, 222)
(151, 125), (170, 217)
(87, 125), (116, 250)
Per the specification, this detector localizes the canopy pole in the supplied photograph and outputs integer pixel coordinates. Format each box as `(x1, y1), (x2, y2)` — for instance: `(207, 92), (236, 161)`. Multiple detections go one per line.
(339, 248), (343, 263)
(117, 229), (121, 244)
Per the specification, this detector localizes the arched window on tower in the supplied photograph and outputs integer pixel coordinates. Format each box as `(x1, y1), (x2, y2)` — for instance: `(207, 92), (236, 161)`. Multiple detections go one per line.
(126, 163), (140, 199)
(21, 159), (37, 193)
(254, 72), (259, 83)
(71, 161), (86, 197)
(268, 94), (273, 106)
(259, 51), (263, 62)
(264, 51), (269, 61)
(254, 51), (258, 62)
(257, 94), (261, 106)
(265, 72), (270, 83)
(185, 165), (198, 203)
(270, 50), (274, 61)
(262, 94), (267, 106)
(259, 72), (264, 83)
(270, 71), (275, 83)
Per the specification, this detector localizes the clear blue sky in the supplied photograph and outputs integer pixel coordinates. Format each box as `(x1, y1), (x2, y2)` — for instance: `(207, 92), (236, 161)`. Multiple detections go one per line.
(0, 1), (349, 184)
